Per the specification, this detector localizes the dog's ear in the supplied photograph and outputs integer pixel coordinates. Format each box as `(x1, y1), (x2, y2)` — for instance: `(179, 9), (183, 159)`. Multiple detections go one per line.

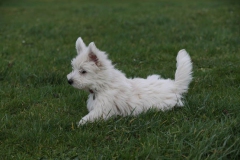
(76, 37), (86, 54)
(88, 42), (100, 66)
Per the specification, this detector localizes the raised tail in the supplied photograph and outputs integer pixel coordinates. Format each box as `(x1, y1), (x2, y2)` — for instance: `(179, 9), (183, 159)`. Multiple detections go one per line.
(174, 49), (193, 95)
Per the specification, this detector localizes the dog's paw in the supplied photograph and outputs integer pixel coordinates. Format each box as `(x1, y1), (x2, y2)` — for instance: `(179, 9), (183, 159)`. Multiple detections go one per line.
(77, 119), (87, 127)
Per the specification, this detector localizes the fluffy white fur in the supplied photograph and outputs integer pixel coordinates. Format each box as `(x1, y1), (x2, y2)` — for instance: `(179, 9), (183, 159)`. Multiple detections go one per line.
(67, 37), (193, 126)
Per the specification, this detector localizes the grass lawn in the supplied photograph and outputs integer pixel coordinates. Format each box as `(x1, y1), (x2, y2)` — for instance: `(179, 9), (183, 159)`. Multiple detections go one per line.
(1, 0), (240, 159)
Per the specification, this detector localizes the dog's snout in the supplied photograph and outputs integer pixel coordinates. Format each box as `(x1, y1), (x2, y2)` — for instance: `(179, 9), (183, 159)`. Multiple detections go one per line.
(68, 79), (73, 85)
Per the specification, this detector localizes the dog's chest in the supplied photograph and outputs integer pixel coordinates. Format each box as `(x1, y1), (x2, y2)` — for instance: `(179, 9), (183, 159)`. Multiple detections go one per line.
(87, 94), (96, 111)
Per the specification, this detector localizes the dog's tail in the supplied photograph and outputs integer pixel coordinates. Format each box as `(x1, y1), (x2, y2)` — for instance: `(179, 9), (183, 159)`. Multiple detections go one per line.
(174, 49), (193, 95)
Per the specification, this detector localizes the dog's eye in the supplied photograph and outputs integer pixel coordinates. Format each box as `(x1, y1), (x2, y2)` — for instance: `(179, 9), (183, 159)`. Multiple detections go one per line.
(80, 70), (87, 74)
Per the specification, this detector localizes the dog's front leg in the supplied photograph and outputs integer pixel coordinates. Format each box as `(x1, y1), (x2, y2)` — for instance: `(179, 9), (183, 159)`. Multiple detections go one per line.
(78, 111), (98, 126)
(78, 108), (112, 126)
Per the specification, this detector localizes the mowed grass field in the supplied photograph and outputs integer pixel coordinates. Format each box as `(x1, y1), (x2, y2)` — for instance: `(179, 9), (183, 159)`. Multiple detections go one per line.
(1, 0), (240, 159)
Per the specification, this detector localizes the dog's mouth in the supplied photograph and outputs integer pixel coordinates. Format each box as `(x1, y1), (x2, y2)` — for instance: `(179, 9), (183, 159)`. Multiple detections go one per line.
(67, 79), (87, 90)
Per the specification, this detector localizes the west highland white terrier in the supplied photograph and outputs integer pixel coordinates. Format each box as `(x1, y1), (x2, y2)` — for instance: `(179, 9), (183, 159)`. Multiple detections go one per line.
(67, 37), (193, 126)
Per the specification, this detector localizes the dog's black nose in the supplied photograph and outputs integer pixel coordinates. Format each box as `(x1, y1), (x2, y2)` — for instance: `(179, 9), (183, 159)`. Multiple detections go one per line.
(68, 79), (73, 85)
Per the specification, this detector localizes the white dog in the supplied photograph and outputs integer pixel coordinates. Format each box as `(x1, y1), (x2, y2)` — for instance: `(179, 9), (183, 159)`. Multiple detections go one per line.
(67, 37), (192, 126)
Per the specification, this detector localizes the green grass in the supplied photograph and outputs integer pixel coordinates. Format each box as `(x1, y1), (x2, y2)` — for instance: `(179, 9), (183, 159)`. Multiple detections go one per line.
(1, 0), (240, 159)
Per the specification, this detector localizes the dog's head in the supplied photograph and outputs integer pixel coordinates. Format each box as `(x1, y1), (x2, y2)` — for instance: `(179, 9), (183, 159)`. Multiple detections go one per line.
(67, 37), (112, 91)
